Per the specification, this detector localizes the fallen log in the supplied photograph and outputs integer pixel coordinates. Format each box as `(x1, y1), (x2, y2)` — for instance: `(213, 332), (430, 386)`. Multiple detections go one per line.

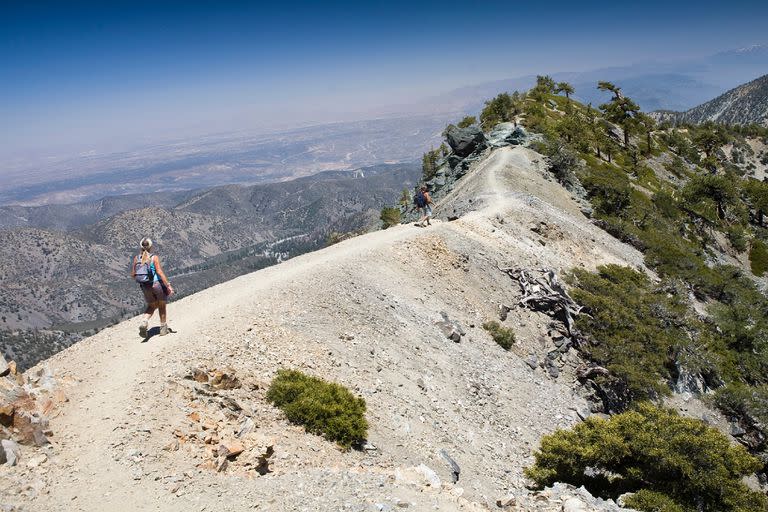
(498, 267), (584, 336)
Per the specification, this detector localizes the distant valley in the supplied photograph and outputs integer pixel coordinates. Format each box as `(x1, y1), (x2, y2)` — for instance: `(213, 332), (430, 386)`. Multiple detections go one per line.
(0, 162), (420, 369)
(0, 115), (450, 206)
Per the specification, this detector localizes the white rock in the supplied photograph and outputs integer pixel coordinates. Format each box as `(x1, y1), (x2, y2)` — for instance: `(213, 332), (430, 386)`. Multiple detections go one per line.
(1, 439), (21, 466)
(415, 464), (441, 487)
(563, 497), (588, 512)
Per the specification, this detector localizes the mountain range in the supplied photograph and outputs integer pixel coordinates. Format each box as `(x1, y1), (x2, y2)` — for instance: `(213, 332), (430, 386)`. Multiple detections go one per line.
(412, 44), (768, 116)
(0, 163), (419, 370)
(653, 73), (768, 126)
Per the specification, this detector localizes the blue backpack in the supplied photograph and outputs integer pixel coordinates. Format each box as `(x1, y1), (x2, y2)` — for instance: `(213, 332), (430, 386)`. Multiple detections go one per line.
(414, 191), (427, 208)
(133, 255), (155, 284)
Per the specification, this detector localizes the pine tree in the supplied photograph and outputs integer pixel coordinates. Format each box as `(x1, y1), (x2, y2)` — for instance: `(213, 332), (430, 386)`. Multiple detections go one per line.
(636, 113), (656, 155)
(556, 82), (574, 100)
(597, 82), (640, 147)
(457, 116), (477, 128)
(480, 93), (514, 130)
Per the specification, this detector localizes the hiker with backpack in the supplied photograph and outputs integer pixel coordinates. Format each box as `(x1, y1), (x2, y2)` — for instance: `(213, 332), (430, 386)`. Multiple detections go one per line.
(131, 237), (174, 337)
(414, 185), (434, 227)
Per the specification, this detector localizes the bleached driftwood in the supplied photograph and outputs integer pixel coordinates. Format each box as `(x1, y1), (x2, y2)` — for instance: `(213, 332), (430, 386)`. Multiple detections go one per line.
(498, 267), (584, 336)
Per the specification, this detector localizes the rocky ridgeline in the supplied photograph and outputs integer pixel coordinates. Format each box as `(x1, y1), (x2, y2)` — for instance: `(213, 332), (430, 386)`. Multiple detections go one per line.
(403, 123), (531, 222)
(0, 353), (63, 468)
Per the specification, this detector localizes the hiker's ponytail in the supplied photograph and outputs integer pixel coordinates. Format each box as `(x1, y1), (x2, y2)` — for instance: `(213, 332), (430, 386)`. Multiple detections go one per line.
(139, 237), (153, 264)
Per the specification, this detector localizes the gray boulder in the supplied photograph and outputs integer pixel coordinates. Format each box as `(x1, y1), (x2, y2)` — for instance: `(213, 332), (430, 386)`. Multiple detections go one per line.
(445, 125), (487, 158)
(488, 123), (528, 148)
(673, 362), (706, 395)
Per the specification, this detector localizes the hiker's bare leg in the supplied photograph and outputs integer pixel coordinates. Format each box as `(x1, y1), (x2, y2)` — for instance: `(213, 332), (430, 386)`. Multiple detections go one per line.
(140, 304), (155, 336)
(159, 302), (167, 325)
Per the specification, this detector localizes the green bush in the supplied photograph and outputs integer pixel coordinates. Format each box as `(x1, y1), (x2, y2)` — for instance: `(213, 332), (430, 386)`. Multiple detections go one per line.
(457, 115), (477, 128)
(568, 265), (687, 402)
(525, 403), (766, 512)
(652, 191), (680, 220)
(749, 239), (768, 276)
(581, 164), (632, 216)
(726, 226), (748, 253)
(713, 383), (768, 427)
(480, 93), (514, 130)
(482, 321), (515, 350)
(421, 148), (440, 181)
(623, 490), (685, 512)
(266, 369), (368, 449)
(380, 207), (401, 229)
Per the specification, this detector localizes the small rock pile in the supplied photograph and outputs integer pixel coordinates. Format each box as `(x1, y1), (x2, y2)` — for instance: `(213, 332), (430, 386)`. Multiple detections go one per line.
(434, 311), (466, 343)
(504, 483), (637, 511)
(168, 366), (275, 476)
(1, 353), (63, 466)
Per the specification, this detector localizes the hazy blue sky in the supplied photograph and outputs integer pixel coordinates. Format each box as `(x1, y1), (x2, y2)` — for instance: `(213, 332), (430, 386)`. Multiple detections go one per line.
(1, 0), (767, 160)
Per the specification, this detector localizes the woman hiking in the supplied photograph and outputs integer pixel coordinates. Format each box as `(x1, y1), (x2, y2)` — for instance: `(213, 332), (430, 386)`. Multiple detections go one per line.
(415, 185), (434, 227)
(131, 237), (174, 337)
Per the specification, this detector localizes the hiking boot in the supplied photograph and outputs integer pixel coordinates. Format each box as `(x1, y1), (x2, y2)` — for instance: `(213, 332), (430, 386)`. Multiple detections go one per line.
(160, 324), (169, 336)
(139, 320), (148, 337)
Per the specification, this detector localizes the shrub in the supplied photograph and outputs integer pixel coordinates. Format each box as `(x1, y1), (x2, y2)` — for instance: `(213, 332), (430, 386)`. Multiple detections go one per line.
(581, 164), (632, 216)
(421, 148), (440, 181)
(681, 173), (739, 222)
(537, 138), (583, 191)
(457, 115), (477, 128)
(623, 490), (685, 512)
(482, 321), (515, 350)
(380, 207), (401, 229)
(568, 265), (687, 403)
(749, 239), (768, 276)
(266, 369), (368, 449)
(480, 93), (514, 130)
(664, 155), (691, 178)
(652, 191), (680, 220)
(525, 403), (766, 512)
(726, 226), (748, 253)
(713, 383), (768, 427)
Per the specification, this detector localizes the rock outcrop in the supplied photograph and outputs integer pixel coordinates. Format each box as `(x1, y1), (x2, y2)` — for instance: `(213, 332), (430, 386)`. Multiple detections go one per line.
(402, 122), (533, 224)
(0, 353), (63, 467)
(444, 125), (487, 158)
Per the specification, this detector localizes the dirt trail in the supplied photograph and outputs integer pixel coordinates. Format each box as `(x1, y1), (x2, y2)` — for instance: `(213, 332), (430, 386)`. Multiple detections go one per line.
(4, 146), (645, 511)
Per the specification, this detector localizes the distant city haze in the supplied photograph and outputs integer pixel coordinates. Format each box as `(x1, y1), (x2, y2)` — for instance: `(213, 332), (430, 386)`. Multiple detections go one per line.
(2, 1), (767, 165)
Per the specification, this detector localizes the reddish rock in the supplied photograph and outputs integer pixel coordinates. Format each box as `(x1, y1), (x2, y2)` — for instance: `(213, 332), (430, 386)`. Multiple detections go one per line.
(218, 439), (245, 459)
(191, 368), (208, 383)
(210, 369), (241, 390)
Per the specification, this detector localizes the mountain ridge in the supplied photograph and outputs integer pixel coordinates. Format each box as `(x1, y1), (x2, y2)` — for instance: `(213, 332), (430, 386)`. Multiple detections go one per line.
(0, 163), (419, 370)
(653, 74), (768, 126)
(4, 146), (646, 510)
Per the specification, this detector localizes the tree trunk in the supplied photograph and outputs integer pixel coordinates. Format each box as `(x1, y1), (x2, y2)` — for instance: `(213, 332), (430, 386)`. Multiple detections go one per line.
(717, 202), (726, 220)
(623, 125), (629, 147)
